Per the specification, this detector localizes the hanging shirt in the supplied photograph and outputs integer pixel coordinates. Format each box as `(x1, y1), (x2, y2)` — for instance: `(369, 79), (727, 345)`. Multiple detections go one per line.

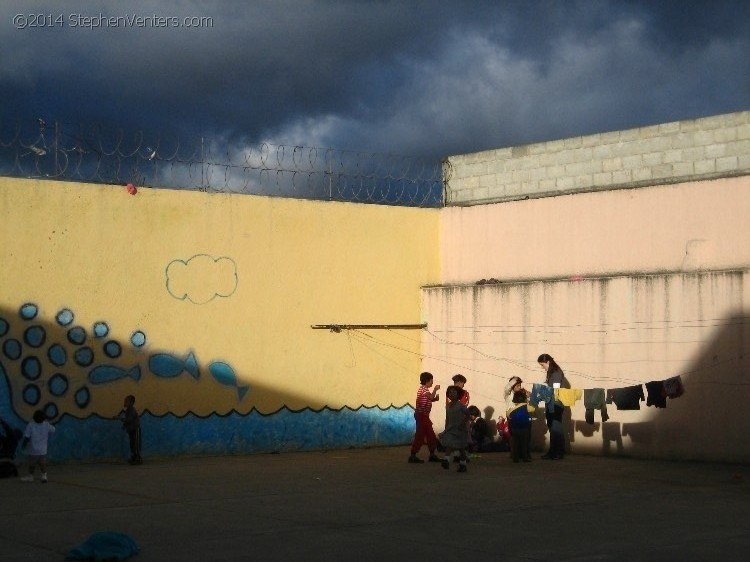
(606, 385), (645, 410)
(645, 381), (667, 408)
(530, 383), (555, 411)
(555, 388), (582, 407)
(663, 376), (684, 399)
(583, 388), (609, 423)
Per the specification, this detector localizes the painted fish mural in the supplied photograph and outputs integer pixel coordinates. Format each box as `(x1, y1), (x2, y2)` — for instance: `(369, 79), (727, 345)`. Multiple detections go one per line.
(209, 361), (250, 400)
(0, 303), (248, 422)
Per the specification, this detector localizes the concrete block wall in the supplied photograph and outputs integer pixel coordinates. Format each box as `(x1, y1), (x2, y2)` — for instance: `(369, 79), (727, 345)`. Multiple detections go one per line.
(444, 110), (750, 205)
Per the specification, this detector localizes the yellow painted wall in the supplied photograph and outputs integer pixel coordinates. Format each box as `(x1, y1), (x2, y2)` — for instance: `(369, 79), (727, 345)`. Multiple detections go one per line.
(0, 178), (440, 423)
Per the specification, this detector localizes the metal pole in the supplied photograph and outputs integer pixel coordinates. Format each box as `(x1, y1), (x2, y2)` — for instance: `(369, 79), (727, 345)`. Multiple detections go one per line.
(311, 323), (427, 332)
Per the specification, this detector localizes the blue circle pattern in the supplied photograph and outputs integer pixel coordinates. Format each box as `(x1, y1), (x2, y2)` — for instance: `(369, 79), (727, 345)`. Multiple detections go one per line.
(3, 305), (146, 417)
(67, 326), (86, 345)
(24, 325), (46, 348)
(104, 340), (122, 358)
(23, 384), (41, 405)
(74, 386), (91, 408)
(56, 308), (74, 326)
(43, 402), (58, 419)
(48, 344), (67, 366)
(3, 339), (22, 360)
(20, 303), (38, 320)
(74, 347), (95, 367)
(49, 373), (69, 397)
(93, 322), (109, 338)
(21, 356), (42, 380)
(131, 331), (146, 347)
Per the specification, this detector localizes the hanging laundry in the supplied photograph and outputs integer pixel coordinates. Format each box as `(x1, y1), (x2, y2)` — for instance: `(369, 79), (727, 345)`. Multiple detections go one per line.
(530, 383), (555, 412)
(555, 388), (582, 407)
(645, 381), (667, 408)
(606, 385), (645, 410)
(663, 375), (684, 399)
(584, 388), (609, 423)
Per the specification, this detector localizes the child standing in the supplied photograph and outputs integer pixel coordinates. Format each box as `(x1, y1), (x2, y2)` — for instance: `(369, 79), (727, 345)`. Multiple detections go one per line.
(449, 374), (470, 406)
(119, 395), (142, 465)
(440, 386), (469, 472)
(507, 390), (535, 463)
(20, 410), (56, 482)
(408, 372), (441, 464)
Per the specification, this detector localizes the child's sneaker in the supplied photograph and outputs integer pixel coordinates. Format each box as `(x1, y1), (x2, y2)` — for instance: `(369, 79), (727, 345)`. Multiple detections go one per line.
(428, 454), (442, 463)
(441, 458), (450, 470)
(40, 473), (48, 483)
(407, 455), (424, 464)
(20, 475), (34, 482)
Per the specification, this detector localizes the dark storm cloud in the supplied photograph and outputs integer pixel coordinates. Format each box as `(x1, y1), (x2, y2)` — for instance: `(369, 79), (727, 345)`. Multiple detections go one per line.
(1, 0), (748, 161)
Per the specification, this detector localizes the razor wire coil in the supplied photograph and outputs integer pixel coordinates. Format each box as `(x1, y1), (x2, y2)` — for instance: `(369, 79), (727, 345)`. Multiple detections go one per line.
(0, 119), (448, 207)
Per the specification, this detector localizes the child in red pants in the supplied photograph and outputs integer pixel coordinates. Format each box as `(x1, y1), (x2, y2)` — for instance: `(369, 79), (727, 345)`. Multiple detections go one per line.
(408, 372), (442, 464)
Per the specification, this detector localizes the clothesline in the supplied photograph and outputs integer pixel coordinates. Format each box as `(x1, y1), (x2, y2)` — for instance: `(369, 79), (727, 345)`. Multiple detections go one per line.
(528, 375), (685, 425)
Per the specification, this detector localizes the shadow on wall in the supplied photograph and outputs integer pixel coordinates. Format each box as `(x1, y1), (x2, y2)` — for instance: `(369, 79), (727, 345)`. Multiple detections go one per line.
(562, 312), (749, 462)
(0, 303), (413, 462)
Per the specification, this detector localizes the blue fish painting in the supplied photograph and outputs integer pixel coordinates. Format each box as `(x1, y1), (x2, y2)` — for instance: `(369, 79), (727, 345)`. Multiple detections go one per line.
(88, 365), (142, 385)
(149, 352), (200, 380)
(209, 361), (250, 401)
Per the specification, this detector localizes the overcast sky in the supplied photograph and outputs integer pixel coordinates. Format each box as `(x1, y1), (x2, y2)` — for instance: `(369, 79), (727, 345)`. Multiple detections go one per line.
(2, 0), (748, 160)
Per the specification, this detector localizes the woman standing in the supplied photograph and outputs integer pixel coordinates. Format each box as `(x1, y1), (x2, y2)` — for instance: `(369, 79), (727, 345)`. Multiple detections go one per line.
(538, 353), (566, 460)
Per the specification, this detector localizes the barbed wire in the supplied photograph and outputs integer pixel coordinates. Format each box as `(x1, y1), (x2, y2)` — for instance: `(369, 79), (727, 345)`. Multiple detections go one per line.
(0, 118), (449, 207)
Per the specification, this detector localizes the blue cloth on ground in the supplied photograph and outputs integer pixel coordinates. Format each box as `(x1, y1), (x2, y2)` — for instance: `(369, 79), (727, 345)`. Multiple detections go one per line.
(65, 531), (139, 561)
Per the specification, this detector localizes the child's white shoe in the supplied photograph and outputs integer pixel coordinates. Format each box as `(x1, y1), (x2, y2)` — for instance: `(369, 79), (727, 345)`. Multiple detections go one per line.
(40, 473), (48, 483)
(20, 475), (34, 482)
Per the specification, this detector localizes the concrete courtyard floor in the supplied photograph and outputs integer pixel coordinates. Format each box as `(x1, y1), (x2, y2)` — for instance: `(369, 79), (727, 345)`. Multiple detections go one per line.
(1, 447), (748, 561)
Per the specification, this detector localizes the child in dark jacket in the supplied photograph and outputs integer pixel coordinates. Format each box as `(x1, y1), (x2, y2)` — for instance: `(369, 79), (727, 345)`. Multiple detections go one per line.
(507, 391), (535, 463)
(119, 395), (142, 465)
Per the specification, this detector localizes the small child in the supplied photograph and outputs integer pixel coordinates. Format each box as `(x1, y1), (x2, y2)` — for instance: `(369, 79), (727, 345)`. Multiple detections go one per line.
(408, 372), (441, 464)
(448, 374), (472, 450)
(467, 405), (490, 453)
(507, 390), (535, 463)
(119, 395), (142, 465)
(504, 376), (528, 410)
(448, 374), (470, 406)
(440, 386), (469, 472)
(496, 416), (511, 451)
(20, 410), (56, 482)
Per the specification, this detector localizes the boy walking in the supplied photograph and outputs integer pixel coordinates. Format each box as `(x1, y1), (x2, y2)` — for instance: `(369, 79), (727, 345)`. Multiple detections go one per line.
(408, 372), (442, 464)
(119, 395), (142, 465)
(20, 410), (55, 482)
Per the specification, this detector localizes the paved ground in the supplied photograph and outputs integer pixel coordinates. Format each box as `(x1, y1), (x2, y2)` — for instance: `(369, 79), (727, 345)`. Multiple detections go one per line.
(0, 447), (748, 561)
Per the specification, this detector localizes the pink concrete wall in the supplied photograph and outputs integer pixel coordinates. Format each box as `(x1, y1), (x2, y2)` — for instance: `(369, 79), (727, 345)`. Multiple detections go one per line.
(428, 175), (750, 462)
(423, 271), (749, 462)
(440, 176), (750, 284)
